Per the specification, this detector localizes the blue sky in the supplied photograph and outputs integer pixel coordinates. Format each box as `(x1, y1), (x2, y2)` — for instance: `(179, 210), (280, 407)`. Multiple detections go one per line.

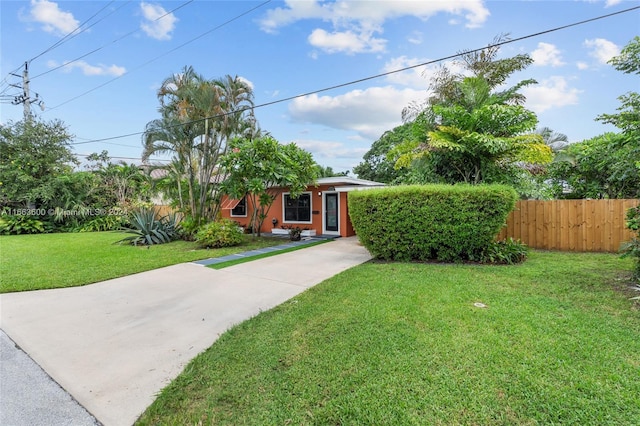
(1, 0), (638, 173)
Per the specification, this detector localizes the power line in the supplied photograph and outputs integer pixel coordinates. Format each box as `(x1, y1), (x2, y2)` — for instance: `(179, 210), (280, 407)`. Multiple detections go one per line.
(45, 0), (272, 113)
(69, 4), (640, 146)
(31, 1), (193, 80)
(74, 152), (170, 163)
(0, 1), (192, 113)
(29, 1), (119, 63)
(73, 136), (140, 148)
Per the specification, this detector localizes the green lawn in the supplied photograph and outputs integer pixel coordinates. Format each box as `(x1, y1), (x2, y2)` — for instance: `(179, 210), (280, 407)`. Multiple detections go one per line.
(137, 251), (640, 425)
(0, 231), (284, 293)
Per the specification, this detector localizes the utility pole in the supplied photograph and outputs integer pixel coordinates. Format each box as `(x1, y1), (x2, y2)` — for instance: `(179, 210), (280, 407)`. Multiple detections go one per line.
(10, 61), (44, 121)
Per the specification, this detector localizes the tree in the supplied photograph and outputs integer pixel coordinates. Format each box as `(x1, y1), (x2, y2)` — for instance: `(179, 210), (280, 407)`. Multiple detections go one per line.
(353, 122), (413, 183)
(0, 119), (76, 209)
(607, 35), (640, 76)
(402, 34), (534, 122)
(596, 36), (639, 162)
(316, 165), (349, 178)
(536, 126), (569, 152)
(220, 136), (318, 236)
(393, 36), (551, 188)
(547, 133), (639, 199)
(395, 76), (552, 185)
(143, 66), (256, 224)
(548, 37), (640, 199)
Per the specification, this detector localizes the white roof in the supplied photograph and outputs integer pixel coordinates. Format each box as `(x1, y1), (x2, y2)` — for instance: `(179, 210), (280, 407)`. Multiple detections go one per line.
(316, 176), (384, 187)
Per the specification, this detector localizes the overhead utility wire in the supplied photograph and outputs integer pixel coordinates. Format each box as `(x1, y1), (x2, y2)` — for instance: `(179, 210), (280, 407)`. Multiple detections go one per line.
(31, 0), (194, 80)
(74, 153), (170, 162)
(0, 64), (31, 98)
(1, 1), (124, 103)
(70, 4), (639, 146)
(29, 1), (119, 63)
(46, 0), (272, 113)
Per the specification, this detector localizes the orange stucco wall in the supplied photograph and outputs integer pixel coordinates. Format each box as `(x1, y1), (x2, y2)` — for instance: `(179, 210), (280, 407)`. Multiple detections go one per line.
(220, 184), (357, 237)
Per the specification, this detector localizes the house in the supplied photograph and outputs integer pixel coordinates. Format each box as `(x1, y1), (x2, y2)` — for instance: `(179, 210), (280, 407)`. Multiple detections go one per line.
(220, 177), (385, 237)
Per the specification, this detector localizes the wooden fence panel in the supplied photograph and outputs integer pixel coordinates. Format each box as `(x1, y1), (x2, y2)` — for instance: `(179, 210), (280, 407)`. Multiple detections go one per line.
(497, 199), (639, 253)
(153, 205), (176, 219)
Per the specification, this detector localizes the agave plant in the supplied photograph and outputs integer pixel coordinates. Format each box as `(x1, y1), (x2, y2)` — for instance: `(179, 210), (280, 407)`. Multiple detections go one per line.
(118, 208), (181, 246)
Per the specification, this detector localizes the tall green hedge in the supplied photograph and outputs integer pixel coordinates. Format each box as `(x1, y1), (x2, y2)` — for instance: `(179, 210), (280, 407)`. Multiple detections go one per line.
(348, 184), (518, 262)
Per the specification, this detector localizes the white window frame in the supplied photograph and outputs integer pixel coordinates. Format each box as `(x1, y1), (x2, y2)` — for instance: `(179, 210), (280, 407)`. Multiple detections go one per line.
(282, 191), (313, 224)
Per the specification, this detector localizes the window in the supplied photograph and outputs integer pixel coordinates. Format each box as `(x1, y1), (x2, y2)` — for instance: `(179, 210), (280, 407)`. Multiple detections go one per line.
(230, 197), (247, 217)
(283, 193), (311, 222)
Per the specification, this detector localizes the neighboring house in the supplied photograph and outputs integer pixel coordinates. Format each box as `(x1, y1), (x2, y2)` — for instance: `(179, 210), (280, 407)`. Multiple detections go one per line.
(220, 177), (385, 237)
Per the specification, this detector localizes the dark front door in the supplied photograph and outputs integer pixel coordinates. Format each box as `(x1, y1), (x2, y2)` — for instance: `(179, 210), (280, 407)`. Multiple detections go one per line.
(325, 193), (338, 232)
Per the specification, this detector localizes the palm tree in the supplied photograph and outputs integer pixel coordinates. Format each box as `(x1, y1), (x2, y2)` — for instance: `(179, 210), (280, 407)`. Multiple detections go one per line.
(143, 67), (256, 223)
(536, 127), (569, 152)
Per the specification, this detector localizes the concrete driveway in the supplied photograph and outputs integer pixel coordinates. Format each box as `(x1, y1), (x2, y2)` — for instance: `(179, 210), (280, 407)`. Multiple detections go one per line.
(0, 237), (371, 426)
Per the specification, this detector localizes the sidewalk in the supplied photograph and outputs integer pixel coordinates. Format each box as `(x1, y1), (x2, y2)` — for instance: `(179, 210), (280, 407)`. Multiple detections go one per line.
(0, 237), (371, 426)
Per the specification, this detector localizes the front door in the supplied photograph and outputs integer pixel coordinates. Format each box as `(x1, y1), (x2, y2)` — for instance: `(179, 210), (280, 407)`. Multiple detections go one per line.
(324, 192), (339, 233)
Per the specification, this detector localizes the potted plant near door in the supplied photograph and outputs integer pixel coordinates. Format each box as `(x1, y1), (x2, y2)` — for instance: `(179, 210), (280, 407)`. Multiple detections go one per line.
(283, 225), (302, 241)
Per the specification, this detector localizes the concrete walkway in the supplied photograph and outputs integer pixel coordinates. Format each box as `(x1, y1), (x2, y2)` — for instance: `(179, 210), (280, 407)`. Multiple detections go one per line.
(0, 237), (371, 426)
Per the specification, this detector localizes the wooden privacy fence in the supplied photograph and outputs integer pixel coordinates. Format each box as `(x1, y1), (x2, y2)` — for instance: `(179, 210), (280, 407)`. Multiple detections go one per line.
(497, 199), (639, 253)
(153, 205), (175, 218)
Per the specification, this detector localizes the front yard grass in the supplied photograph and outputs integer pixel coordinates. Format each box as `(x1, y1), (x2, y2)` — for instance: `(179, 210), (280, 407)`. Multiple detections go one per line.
(0, 231), (284, 293)
(137, 251), (640, 425)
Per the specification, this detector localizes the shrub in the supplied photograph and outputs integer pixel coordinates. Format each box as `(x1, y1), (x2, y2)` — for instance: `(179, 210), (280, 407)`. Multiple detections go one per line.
(281, 225), (305, 241)
(477, 238), (528, 264)
(195, 218), (244, 248)
(118, 208), (181, 246)
(621, 205), (640, 282)
(0, 214), (47, 235)
(179, 215), (200, 241)
(348, 184), (518, 262)
(78, 214), (129, 232)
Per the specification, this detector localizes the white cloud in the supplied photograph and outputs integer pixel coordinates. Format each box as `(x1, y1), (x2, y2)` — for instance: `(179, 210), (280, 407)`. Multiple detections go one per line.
(584, 38), (620, 64)
(531, 42), (565, 67)
(382, 56), (429, 88)
(407, 31), (423, 45)
(260, 0), (489, 30)
(237, 76), (254, 91)
(308, 28), (386, 54)
(294, 139), (368, 161)
(576, 61), (589, 70)
(289, 85), (423, 139)
(140, 2), (177, 40)
(259, 1), (489, 54)
(522, 76), (581, 113)
(581, 0), (622, 6)
(48, 60), (126, 77)
(29, 0), (79, 36)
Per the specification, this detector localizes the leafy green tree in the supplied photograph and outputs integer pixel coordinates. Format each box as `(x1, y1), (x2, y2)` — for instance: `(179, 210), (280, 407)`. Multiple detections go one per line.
(393, 35), (551, 189)
(143, 66), (256, 224)
(220, 136), (318, 236)
(395, 76), (552, 185)
(0, 119), (76, 209)
(403, 34), (534, 122)
(353, 122), (414, 183)
(607, 35), (640, 76)
(596, 36), (639, 168)
(549, 36), (640, 199)
(316, 165), (349, 178)
(547, 133), (639, 199)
